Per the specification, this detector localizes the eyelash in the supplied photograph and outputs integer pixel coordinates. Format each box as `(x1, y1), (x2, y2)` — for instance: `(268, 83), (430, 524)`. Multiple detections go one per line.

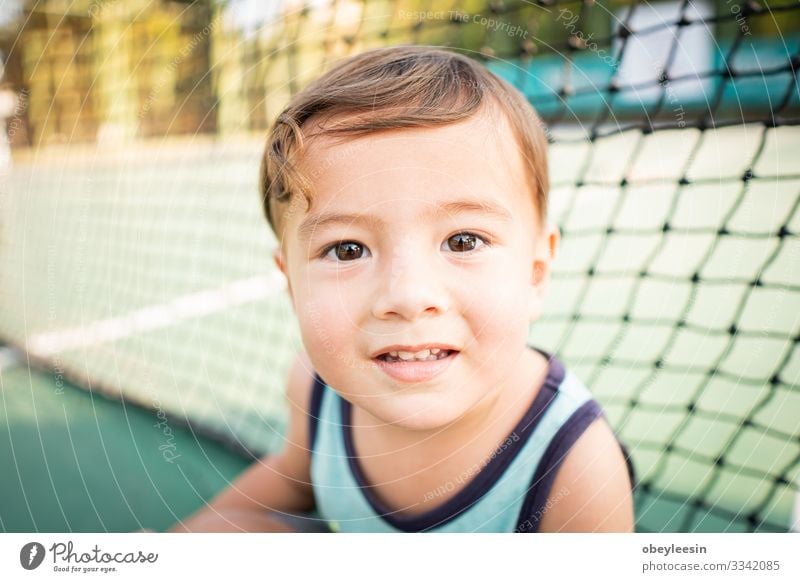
(319, 232), (492, 262)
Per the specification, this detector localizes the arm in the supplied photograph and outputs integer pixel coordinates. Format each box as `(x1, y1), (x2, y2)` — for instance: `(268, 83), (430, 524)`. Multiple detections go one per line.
(537, 417), (635, 533)
(169, 350), (317, 532)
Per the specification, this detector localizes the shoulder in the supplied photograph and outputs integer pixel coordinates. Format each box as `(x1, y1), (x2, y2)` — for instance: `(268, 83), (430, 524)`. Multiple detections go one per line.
(536, 412), (634, 532)
(285, 348), (316, 416)
(276, 349), (318, 478)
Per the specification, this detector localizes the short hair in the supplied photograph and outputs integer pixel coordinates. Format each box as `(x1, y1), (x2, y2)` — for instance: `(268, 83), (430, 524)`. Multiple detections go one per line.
(260, 45), (549, 238)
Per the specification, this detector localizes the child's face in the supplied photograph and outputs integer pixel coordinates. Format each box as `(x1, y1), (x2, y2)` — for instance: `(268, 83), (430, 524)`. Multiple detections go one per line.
(275, 109), (558, 431)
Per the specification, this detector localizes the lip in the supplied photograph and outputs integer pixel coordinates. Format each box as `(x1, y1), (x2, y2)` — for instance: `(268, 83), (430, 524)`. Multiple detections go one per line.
(369, 343), (460, 359)
(372, 350), (458, 384)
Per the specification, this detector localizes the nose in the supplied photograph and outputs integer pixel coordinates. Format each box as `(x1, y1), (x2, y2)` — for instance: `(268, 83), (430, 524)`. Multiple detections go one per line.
(371, 246), (450, 321)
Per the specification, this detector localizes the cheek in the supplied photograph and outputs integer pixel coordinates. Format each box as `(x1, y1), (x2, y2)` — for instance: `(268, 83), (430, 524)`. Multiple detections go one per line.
(293, 279), (363, 360)
(459, 256), (531, 344)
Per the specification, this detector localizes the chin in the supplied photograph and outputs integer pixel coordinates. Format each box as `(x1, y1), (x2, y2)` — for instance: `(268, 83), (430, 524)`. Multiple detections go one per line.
(369, 397), (471, 432)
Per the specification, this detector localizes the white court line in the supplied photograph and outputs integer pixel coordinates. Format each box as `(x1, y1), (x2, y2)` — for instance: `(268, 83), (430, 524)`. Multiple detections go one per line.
(25, 272), (287, 357)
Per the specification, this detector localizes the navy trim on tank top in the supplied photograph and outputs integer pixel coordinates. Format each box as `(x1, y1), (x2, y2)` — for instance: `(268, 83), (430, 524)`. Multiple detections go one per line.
(619, 440), (638, 491)
(308, 373), (327, 453)
(514, 399), (604, 532)
(339, 348), (565, 532)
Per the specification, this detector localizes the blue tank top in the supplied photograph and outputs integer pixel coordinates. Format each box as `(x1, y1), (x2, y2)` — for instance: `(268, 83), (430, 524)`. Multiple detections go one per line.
(307, 348), (634, 532)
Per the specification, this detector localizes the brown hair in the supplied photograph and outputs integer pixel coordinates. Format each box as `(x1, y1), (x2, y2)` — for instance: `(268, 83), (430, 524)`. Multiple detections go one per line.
(260, 45), (549, 238)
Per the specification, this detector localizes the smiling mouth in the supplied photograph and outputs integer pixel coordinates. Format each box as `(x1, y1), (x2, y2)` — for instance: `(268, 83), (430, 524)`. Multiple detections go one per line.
(375, 348), (458, 363)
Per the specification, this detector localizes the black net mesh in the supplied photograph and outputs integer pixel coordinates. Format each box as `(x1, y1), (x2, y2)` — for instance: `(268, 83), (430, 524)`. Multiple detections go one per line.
(0, 0), (798, 532)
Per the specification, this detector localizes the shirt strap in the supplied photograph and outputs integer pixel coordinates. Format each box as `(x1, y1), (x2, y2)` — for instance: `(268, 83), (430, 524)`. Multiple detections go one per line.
(308, 373), (327, 453)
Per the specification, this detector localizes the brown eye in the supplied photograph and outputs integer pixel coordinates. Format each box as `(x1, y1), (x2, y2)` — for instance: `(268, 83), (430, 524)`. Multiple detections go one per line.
(446, 232), (480, 252)
(326, 241), (366, 261)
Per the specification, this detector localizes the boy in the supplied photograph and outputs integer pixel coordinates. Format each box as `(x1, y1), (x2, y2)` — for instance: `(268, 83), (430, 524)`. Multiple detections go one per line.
(171, 46), (634, 533)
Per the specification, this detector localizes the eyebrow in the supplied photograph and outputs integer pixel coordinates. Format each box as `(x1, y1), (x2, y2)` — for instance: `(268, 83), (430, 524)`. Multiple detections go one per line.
(297, 199), (514, 241)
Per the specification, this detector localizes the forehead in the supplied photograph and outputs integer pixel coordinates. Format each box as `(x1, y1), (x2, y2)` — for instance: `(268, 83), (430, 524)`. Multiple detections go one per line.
(291, 108), (536, 222)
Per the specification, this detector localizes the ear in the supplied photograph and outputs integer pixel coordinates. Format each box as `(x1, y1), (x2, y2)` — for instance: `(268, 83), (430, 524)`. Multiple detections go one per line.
(273, 246), (294, 302)
(529, 224), (560, 321)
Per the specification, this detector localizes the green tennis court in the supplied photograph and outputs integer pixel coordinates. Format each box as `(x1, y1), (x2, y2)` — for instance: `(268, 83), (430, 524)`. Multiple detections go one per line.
(0, 352), (249, 532)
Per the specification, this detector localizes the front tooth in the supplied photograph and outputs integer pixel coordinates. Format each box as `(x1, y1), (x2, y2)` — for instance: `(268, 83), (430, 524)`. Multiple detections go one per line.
(414, 349), (430, 359)
(397, 351), (415, 360)
(389, 351), (398, 357)
(430, 348), (441, 354)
